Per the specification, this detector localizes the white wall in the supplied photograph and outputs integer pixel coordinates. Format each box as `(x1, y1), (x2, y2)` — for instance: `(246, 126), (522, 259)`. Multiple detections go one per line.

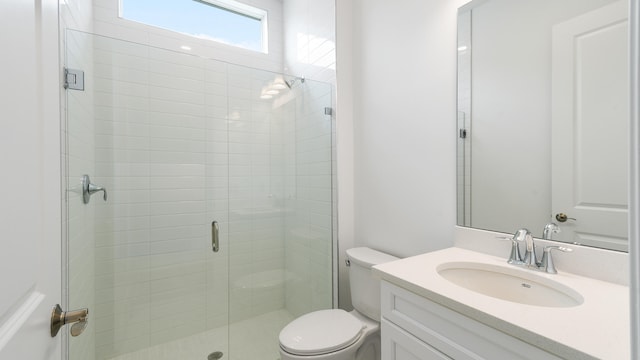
(283, 0), (336, 84)
(345, 0), (466, 259)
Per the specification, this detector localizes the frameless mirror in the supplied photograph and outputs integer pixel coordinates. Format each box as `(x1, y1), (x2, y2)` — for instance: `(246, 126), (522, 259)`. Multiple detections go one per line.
(457, 0), (629, 251)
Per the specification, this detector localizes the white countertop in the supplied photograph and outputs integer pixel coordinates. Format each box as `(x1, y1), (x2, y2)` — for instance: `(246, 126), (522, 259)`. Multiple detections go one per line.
(373, 247), (630, 360)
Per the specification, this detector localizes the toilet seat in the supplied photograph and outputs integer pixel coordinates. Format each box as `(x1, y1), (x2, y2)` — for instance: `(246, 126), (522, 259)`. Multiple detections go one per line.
(279, 309), (364, 356)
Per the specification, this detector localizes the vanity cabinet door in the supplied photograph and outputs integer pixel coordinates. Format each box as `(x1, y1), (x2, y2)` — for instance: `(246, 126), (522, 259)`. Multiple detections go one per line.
(381, 319), (452, 360)
(381, 282), (562, 360)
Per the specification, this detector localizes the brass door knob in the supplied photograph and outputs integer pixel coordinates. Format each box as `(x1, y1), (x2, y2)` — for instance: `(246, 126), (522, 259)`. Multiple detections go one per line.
(555, 213), (576, 223)
(50, 304), (89, 337)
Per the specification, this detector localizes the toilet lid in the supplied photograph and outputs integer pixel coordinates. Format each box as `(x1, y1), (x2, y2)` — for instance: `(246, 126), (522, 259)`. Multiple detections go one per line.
(279, 309), (364, 356)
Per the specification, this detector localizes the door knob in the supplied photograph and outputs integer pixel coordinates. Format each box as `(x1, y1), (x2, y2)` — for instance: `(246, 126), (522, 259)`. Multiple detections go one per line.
(555, 213), (576, 223)
(50, 304), (89, 337)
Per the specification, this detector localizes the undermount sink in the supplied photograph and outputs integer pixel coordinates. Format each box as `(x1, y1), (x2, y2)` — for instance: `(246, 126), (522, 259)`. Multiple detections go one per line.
(437, 262), (584, 308)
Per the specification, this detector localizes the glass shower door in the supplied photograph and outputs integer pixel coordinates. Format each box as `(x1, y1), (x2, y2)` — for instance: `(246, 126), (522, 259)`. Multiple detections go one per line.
(64, 30), (334, 360)
(65, 30), (230, 360)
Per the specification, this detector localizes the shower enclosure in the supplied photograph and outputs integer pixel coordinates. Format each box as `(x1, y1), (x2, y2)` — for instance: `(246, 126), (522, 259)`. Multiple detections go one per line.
(64, 30), (334, 360)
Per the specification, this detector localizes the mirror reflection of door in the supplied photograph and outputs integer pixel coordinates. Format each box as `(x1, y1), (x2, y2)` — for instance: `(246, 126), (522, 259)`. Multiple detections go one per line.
(551, 0), (628, 250)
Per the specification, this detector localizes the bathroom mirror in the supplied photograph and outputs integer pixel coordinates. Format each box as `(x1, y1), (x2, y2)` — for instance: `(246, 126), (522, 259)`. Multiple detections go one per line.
(457, 0), (629, 251)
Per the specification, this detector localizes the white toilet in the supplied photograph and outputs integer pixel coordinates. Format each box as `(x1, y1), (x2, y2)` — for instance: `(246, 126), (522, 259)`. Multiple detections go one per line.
(279, 247), (399, 360)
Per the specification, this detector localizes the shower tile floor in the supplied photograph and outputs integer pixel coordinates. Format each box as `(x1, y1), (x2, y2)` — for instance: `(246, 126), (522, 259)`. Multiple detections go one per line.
(108, 310), (293, 360)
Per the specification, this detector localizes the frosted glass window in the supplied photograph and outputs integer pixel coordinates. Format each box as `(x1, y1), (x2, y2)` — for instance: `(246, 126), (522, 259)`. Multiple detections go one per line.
(120, 0), (267, 53)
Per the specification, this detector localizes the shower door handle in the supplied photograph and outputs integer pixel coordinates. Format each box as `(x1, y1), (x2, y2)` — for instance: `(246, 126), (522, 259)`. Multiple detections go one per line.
(212, 221), (219, 252)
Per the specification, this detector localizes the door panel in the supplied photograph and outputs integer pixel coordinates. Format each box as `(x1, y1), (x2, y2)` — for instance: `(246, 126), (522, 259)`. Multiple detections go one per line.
(0, 0), (61, 359)
(552, 0), (629, 250)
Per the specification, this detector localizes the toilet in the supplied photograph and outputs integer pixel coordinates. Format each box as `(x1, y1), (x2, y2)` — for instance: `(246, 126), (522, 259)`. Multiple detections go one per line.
(279, 247), (399, 360)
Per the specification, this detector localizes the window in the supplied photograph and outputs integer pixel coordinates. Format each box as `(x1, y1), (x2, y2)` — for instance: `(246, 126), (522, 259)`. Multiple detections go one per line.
(120, 0), (268, 53)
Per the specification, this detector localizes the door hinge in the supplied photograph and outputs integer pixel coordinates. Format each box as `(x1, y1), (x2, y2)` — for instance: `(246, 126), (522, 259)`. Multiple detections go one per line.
(459, 128), (468, 138)
(64, 68), (84, 91)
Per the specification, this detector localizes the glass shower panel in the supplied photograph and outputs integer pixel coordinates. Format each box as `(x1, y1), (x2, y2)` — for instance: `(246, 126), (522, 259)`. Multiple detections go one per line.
(65, 30), (97, 360)
(282, 78), (334, 316)
(65, 31), (230, 360)
(226, 65), (334, 359)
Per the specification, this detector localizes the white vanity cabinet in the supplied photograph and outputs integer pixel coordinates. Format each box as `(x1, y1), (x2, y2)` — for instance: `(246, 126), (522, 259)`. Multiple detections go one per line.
(380, 281), (562, 360)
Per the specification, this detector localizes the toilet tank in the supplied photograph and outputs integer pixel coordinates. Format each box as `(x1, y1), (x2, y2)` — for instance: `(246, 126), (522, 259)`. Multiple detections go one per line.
(346, 247), (399, 321)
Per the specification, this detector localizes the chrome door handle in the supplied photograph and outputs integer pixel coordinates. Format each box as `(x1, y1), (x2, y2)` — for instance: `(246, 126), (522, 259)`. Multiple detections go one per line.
(50, 304), (89, 337)
(81, 174), (107, 204)
(212, 221), (219, 252)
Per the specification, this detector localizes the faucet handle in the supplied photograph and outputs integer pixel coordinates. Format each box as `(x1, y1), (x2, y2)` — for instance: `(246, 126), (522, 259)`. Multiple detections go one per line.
(513, 228), (539, 267)
(540, 246), (573, 274)
(496, 235), (523, 264)
(513, 228), (532, 242)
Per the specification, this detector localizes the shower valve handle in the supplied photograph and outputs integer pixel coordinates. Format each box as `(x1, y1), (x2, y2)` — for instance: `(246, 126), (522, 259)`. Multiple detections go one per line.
(81, 175), (107, 204)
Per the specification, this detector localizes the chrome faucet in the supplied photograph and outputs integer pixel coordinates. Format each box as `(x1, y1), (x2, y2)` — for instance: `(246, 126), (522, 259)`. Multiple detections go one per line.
(542, 222), (560, 240)
(499, 228), (571, 274)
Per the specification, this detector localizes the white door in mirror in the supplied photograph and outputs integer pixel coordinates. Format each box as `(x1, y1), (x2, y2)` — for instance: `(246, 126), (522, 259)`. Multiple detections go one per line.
(551, 0), (629, 251)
